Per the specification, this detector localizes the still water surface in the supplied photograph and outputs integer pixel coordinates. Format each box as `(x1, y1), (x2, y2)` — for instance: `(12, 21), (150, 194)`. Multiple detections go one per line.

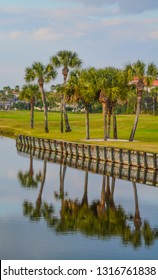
(0, 136), (158, 260)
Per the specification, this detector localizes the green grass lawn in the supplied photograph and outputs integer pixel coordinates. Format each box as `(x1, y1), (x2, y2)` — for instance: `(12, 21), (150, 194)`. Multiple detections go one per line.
(0, 110), (158, 153)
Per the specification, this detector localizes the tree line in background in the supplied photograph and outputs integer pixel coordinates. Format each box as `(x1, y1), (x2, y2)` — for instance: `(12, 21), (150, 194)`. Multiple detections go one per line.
(0, 50), (158, 141)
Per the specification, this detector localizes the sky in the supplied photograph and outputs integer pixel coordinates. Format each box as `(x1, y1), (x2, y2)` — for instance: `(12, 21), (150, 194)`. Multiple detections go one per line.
(0, 0), (158, 89)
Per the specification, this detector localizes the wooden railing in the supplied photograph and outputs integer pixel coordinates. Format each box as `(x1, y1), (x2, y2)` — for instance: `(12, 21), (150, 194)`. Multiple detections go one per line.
(16, 135), (158, 171)
(16, 142), (158, 187)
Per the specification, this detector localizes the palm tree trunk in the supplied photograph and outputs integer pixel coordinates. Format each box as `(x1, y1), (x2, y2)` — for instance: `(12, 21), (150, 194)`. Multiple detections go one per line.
(97, 175), (106, 217)
(36, 159), (47, 207)
(60, 95), (64, 133)
(63, 74), (71, 132)
(105, 175), (110, 203)
(59, 164), (67, 198)
(132, 182), (141, 229)
(29, 154), (33, 177)
(85, 107), (90, 140)
(107, 109), (111, 138)
(153, 96), (156, 115)
(113, 111), (117, 139)
(81, 171), (88, 206)
(39, 85), (49, 133)
(129, 95), (141, 141)
(63, 101), (71, 132)
(102, 102), (107, 141)
(30, 99), (34, 129)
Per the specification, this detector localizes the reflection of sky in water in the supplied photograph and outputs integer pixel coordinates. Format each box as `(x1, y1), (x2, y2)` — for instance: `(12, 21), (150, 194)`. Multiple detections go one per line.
(0, 136), (158, 259)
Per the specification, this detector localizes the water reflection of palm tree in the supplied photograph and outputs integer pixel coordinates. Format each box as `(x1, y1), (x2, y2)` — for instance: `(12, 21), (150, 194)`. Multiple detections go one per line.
(20, 157), (158, 248)
(36, 159), (47, 207)
(23, 157), (57, 226)
(57, 174), (128, 238)
(96, 175), (106, 217)
(18, 153), (41, 188)
(54, 163), (67, 199)
(97, 175), (116, 218)
(23, 159), (48, 221)
(130, 181), (158, 248)
(81, 171), (89, 206)
(132, 181), (141, 230)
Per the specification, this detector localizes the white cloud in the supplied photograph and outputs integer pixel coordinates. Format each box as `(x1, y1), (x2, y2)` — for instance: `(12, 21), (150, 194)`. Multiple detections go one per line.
(102, 18), (126, 26)
(10, 30), (28, 39)
(148, 31), (158, 39)
(33, 27), (62, 41)
(56, 0), (158, 14)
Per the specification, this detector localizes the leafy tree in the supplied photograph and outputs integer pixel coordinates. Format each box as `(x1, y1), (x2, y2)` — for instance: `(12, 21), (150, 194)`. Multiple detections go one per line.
(149, 86), (158, 115)
(0, 91), (7, 109)
(51, 50), (82, 132)
(124, 60), (157, 141)
(97, 67), (128, 140)
(25, 62), (57, 132)
(19, 84), (40, 128)
(14, 85), (20, 93)
(51, 84), (65, 132)
(66, 67), (98, 139)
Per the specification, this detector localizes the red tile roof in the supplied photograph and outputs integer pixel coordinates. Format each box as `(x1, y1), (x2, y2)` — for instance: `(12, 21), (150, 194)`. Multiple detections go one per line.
(132, 77), (158, 87)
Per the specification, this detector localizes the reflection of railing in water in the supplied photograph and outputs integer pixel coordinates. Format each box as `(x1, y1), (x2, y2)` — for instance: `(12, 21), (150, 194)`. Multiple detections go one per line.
(17, 143), (158, 187)
(16, 135), (158, 170)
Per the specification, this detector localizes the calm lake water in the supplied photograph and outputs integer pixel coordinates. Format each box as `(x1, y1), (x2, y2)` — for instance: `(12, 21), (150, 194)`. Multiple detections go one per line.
(0, 136), (158, 260)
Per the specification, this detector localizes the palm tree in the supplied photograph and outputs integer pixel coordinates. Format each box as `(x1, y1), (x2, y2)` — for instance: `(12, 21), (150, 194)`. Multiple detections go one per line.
(150, 86), (158, 115)
(124, 60), (157, 141)
(51, 84), (65, 133)
(19, 84), (40, 128)
(66, 68), (98, 139)
(0, 91), (7, 109)
(25, 62), (57, 132)
(97, 67), (128, 140)
(14, 85), (20, 94)
(51, 50), (82, 132)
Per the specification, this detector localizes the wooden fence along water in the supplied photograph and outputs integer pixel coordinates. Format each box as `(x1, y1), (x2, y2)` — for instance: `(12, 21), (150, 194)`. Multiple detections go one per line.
(16, 135), (158, 186)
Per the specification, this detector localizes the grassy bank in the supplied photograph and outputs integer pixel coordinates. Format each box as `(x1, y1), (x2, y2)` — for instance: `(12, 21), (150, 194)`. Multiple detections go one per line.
(0, 110), (158, 153)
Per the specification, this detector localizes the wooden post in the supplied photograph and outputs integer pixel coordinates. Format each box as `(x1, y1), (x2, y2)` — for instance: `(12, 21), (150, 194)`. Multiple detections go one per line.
(119, 148), (123, 165)
(75, 144), (78, 158)
(96, 146), (99, 160)
(128, 150), (131, 166)
(88, 145), (91, 159)
(69, 143), (72, 157)
(153, 153), (157, 170)
(136, 151), (140, 167)
(111, 147), (114, 162)
(104, 147), (107, 162)
(53, 140), (57, 153)
(82, 144), (85, 158)
(42, 139), (45, 150)
(144, 152), (147, 169)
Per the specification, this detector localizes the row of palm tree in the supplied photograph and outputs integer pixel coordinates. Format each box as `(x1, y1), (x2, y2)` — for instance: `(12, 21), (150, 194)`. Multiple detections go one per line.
(21, 49), (158, 141)
(24, 50), (82, 133)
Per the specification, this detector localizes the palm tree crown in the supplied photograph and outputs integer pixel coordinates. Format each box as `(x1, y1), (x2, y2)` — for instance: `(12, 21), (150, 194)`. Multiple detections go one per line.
(25, 62), (57, 85)
(51, 50), (82, 85)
